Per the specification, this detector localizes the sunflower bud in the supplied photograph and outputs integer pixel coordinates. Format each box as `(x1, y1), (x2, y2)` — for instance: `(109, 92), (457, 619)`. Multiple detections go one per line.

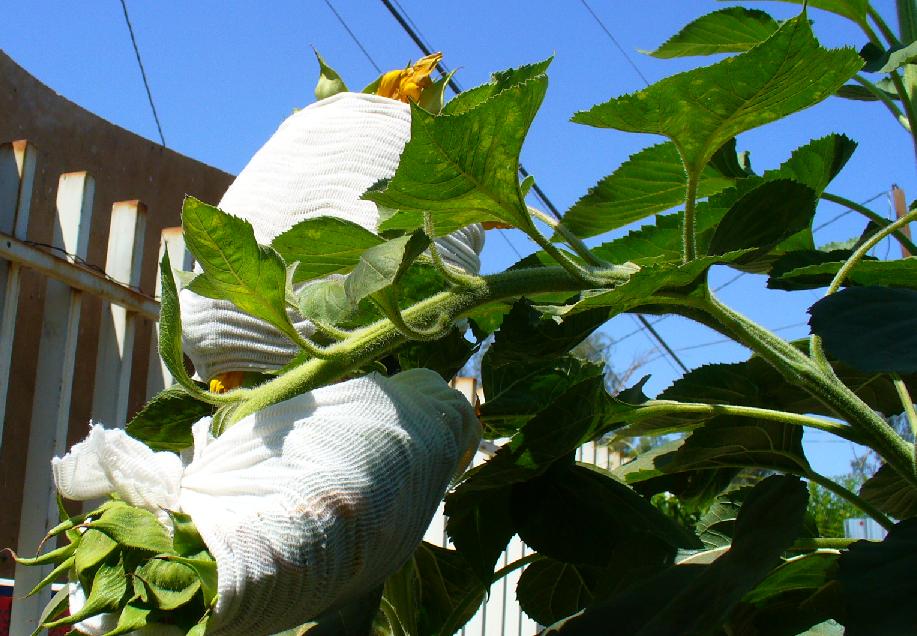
(376, 52), (443, 103)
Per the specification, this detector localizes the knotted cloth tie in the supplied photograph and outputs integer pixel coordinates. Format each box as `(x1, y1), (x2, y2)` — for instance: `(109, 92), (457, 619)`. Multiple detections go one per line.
(52, 369), (481, 636)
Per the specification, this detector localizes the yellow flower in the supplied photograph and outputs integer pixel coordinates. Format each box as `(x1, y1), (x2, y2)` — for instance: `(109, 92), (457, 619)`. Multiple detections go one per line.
(376, 52), (443, 103)
(210, 371), (245, 394)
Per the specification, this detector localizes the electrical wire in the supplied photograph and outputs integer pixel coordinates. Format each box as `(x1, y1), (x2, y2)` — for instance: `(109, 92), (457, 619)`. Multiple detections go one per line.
(118, 0), (166, 147)
(577, 0), (652, 87)
(321, 0), (382, 73)
(674, 321), (808, 353)
(813, 191), (885, 232)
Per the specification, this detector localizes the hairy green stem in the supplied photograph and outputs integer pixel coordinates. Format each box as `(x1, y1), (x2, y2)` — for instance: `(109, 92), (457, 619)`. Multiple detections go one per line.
(892, 373), (917, 438)
(821, 192), (917, 255)
(227, 265), (602, 423)
(311, 320), (351, 341)
(629, 400), (865, 444)
(805, 470), (895, 531)
(859, 13), (888, 48)
(683, 172), (700, 263)
(290, 331), (333, 359)
(812, 210), (917, 370)
(851, 74), (908, 130)
(527, 205), (609, 268)
(827, 209), (917, 295)
(529, 231), (596, 282)
(867, 6), (902, 47)
(697, 291), (917, 487)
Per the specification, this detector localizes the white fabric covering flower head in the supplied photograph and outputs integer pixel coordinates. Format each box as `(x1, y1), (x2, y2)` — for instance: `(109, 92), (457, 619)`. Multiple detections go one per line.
(53, 368), (481, 636)
(180, 92), (485, 381)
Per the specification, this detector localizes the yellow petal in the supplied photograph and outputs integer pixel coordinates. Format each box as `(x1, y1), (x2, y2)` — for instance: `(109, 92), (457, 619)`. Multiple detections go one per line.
(376, 52), (443, 103)
(412, 52), (442, 78)
(376, 69), (405, 100)
(210, 371), (245, 394)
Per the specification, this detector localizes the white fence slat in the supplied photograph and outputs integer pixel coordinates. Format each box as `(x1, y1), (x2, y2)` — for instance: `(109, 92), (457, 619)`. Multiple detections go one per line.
(0, 140), (37, 449)
(0, 232), (159, 318)
(11, 172), (95, 635)
(145, 227), (191, 398)
(91, 200), (146, 427)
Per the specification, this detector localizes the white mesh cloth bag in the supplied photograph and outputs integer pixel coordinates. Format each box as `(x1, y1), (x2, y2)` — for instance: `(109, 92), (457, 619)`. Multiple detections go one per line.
(180, 91), (485, 381)
(52, 368), (481, 636)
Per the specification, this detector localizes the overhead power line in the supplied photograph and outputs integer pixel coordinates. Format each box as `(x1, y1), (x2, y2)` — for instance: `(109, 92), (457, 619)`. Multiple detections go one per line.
(322, 0), (382, 73)
(577, 0), (651, 87)
(118, 0), (166, 147)
(636, 314), (688, 372)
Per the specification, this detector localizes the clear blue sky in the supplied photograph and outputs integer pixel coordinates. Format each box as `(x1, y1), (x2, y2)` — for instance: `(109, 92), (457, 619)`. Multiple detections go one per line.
(1, 1), (909, 476)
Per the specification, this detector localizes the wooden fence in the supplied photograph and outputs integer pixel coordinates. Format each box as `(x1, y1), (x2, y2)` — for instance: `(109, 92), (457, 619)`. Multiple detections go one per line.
(0, 138), (212, 633)
(0, 48), (232, 634)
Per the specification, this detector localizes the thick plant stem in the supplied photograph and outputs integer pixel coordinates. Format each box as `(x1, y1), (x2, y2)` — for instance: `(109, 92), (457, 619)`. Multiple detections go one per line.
(629, 401), (866, 444)
(227, 265), (598, 423)
(805, 470), (895, 531)
(699, 292), (917, 487)
(682, 173), (699, 263)
(821, 192), (917, 255)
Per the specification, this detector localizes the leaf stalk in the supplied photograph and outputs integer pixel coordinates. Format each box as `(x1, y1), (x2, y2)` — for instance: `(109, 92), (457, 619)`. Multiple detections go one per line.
(820, 191), (917, 255)
(423, 212), (485, 287)
(804, 470), (895, 531)
(888, 70), (917, 164)
(826, 208), (917, 295)
(627, 400), (866, 444)
(867, 6), (902, 47)
(527, 205), (610, 268)
(682, 172), (699, 263)
(850, 74), (908, 129)
(891, 373), (917, 439)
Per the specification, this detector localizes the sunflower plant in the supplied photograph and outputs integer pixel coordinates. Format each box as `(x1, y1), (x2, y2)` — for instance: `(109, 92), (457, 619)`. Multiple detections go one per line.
(16, 1), (917, 634)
